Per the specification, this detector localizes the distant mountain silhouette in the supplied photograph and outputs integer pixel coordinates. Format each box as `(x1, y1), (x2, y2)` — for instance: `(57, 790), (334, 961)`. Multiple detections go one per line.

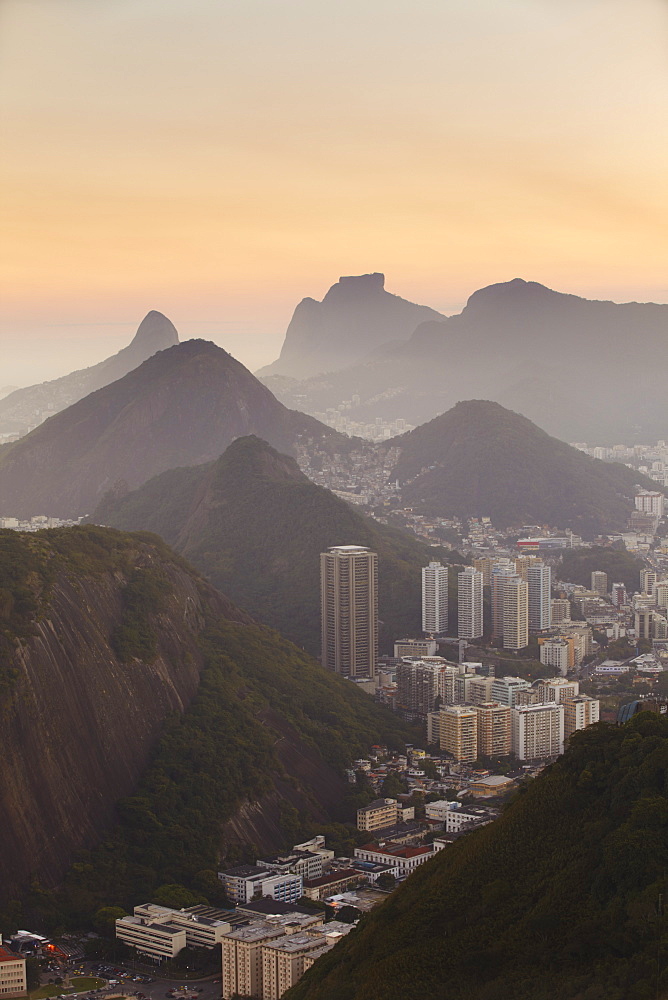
(382, 399), (657, 535)
(0, 340), (350, 518)
(94, 435), (456, 654)
(0, 310), (179, 436)
(262, 279), (668, 443)
(258, 272), (444, 379)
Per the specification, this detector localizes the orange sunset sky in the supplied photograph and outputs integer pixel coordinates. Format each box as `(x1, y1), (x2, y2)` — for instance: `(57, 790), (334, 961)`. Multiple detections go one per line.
(1, 0), (667, 384)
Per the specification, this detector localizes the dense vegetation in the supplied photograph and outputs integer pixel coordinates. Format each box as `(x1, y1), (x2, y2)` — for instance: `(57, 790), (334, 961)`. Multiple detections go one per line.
(558, 545), (647, 594)
(0, 527), (416, 932)
(387, 400), (660, 536)
(95, 435), (460, 654)
(287, 712), (668, 1000)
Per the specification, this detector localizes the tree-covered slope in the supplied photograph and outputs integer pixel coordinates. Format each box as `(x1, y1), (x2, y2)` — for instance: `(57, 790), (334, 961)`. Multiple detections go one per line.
(385, 400), (657, 536)
(287, 713), (668, 1000)
(94, 436), (459, 654)
(558, 545), (647, 594)
(0, 526), (414, 927)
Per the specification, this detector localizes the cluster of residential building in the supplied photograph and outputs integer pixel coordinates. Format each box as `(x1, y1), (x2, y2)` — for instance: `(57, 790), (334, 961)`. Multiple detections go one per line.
(0, 515), (84, 531)
(425, 673), (598, 762)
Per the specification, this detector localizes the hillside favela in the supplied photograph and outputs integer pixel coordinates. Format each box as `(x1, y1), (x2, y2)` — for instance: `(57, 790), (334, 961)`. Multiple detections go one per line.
(1, 3), (668, 1000)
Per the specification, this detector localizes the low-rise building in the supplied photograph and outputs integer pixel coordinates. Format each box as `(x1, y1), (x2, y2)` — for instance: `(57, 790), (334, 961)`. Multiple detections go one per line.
(116, 904), (232, 958)
(302, 869), (363, 901)
(0, 943), (27, 997)
(356, 798), (413, 832)
(444, 804), (497, 832)
(218, 866), (303, 905)
(354, 842), (435, 875)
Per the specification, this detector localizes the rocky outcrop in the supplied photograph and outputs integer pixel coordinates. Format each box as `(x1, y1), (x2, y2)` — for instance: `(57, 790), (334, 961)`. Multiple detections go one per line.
(0, 531), (249, 899)
(258, 273), (444, 379)
(0, 310), (179, 437)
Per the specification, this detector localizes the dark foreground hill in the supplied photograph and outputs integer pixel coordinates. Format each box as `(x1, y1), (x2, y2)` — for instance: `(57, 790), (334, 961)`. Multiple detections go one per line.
(0, 310), (179, 436)
(0, 526), (413, 923)
(264, 278), (668, 442)
(94, 436), (458, 654)
(0, 339), (353, 519)
(286, 712), (668, 1000)
(382, 400), (655, 536)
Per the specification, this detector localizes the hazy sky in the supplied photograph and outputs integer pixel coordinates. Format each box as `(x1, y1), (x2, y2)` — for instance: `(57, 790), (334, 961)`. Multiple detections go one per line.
(2, 0), (667, 385)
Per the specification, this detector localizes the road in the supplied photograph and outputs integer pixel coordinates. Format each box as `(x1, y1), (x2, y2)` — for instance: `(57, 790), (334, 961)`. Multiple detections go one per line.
(68, 961), (221, 1000)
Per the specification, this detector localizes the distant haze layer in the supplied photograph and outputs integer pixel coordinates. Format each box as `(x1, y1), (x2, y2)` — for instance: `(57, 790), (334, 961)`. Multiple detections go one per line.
(2, 0), (668, 383)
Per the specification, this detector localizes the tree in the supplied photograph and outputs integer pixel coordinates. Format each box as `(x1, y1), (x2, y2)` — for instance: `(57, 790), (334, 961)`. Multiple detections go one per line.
(375, 873), (396, 891)
(93, 906), (127, 937)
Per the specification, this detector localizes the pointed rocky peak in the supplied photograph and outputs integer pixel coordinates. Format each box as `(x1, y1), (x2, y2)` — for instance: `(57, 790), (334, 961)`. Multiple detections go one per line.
(128, 310), (180, 352)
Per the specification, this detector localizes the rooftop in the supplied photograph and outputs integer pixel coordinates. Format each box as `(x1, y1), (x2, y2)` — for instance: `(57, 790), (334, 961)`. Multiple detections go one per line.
(0, 946), (23, 963)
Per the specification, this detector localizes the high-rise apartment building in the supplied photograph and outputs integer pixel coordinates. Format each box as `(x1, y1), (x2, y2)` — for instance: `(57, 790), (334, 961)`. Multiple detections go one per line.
(539, 638), (571, 676)
(635, 490), (664, 518)
(563, 695), (600, 740)
(512, 703), (564, 760)
(458, 567), (483, 640)
(439, 705), (478, 762)
(611, 582), (627, 607)
(501, 576), (529, 650)
(491, 675), (530, 707)
(422, 561), (449, 634)
(537, 678), (580, 703)
(640, 569), (658, 595)
(591, 571), (608, 596)
(473, 557), (496, 587)
(526, 563), (552, 631)
(474, 702), (511, 756)
(320, 546), (378, 678)
(396, 658), (453, 720)
(491, 561), (516, 639)
(550, 598), (571, 624)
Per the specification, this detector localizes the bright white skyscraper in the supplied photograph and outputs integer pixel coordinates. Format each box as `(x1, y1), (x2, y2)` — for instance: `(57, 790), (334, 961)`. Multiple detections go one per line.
(422, 561), (449, 635)
(526, 562), (552, 631)
(457, 567), (483, 640)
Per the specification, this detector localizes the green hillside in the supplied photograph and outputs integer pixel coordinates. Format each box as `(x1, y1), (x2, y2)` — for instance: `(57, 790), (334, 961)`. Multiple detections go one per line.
(94, 436), (461, 654)
(558, 545), (647, 594)
(388, 400), (659, 536)
(287, 713), (668, 1000)
(0, 526), (416, 930)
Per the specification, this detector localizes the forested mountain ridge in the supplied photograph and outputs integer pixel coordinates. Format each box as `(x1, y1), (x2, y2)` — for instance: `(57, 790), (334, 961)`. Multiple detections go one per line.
(93, 435), (460, 654)
(286, 712), (668, 1000)
(263, 278), (668, 442)
(0, 526), (414, 925)
(381, 400), (658, 536)
(0, 339), (354, 519)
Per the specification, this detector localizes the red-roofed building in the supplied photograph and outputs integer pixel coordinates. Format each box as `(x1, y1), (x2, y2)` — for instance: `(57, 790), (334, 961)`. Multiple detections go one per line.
(354, 842), (435, 874)
(0, 945), (27, 997)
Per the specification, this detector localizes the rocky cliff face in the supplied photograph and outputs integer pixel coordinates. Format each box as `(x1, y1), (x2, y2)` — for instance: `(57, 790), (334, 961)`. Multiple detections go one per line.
(0, 528), (249, 900)
(258, 273), (444, 379)
(0, 311), (179, 437)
